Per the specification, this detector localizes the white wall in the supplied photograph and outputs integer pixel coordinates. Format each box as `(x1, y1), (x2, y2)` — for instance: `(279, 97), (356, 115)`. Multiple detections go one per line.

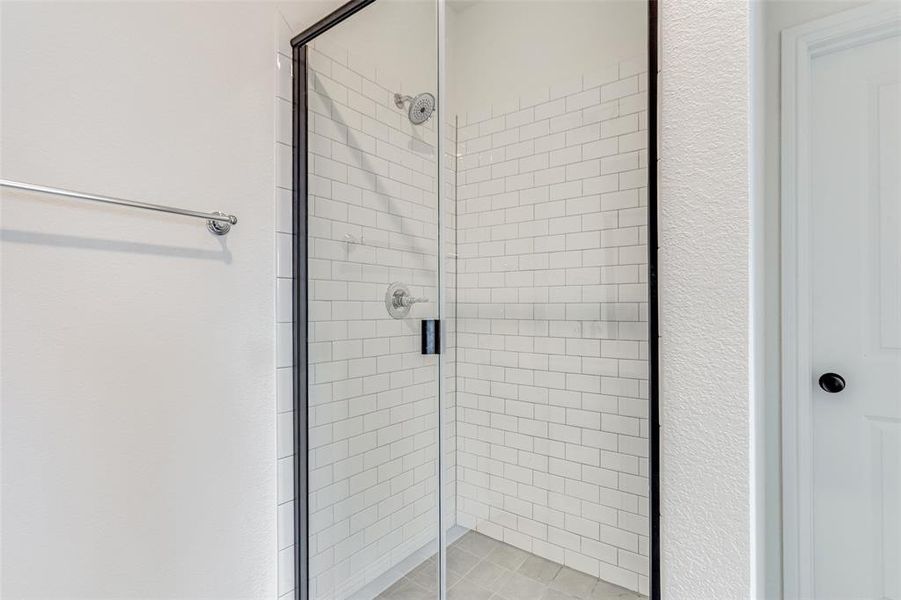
(448, 0), (646, 116)
(658, 1), (753, 598)
(319, 0), (437, 97)
(1, 2), (280, 597)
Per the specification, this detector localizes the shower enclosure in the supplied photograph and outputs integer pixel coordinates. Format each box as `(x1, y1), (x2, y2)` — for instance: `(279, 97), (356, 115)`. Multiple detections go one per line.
(291, 1), (658, 598)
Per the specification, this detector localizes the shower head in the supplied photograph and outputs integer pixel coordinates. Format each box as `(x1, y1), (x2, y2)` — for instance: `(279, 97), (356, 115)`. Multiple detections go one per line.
(394, 92), (436, 125)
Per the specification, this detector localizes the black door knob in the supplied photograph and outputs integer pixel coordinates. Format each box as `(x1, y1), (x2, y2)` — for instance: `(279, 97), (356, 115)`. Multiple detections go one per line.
(818, 372), (846, 393)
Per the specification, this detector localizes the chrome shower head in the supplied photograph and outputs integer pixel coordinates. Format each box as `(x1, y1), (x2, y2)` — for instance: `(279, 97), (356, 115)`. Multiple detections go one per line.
(394, 92), (436, 125)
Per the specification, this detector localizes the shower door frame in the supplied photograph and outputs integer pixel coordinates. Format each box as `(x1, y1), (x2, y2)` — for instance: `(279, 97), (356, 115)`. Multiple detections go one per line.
(291, 1), (661, 598)
(290, 3), (377, 599)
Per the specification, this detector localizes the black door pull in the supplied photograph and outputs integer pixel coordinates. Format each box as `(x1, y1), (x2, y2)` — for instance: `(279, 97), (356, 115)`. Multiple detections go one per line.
(818, 372), (846, 393)
(421, 319), (440, 355)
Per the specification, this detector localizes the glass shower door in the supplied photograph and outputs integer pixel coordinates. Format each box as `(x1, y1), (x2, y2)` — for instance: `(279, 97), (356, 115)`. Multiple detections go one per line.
(299, 1), (442, 598)
(442, 1), (652, 598)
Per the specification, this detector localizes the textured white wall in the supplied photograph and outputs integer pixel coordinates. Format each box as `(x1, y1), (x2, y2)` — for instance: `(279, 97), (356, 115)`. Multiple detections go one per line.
(658, 1), (753, 598)
(1, 2), (279, 597)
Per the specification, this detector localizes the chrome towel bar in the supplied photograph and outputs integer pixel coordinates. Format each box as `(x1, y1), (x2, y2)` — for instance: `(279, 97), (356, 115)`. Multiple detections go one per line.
(0, 179), (238, 235)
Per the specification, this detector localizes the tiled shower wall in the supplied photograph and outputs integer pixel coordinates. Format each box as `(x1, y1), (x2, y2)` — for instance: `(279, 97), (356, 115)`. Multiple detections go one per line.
(303, 40), (444, 600)
(453, 57), (650, 595)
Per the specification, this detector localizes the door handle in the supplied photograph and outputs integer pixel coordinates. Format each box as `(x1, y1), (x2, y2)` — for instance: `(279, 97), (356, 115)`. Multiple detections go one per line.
(421, 319), (440, 355)
(818, 372), (846, 393)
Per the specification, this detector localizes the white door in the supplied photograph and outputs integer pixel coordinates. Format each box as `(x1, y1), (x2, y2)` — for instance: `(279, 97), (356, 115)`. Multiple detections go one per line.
(808, 22), (901, 600)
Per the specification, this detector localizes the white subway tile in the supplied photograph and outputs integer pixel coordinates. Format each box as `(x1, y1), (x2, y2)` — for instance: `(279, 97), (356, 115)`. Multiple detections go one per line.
(601, 76), (639, 103)
(566, 88), (601, 113)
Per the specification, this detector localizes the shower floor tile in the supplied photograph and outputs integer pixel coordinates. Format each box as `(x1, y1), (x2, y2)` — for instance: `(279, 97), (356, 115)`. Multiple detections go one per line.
(375, 530), (646, 600)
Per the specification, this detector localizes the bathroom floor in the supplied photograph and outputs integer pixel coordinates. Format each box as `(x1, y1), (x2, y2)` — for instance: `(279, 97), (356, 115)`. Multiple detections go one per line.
(376, 530), (646, 600)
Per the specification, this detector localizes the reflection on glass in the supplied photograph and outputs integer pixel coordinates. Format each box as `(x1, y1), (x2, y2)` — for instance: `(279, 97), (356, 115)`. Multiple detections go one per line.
(304, 1), (440, 598)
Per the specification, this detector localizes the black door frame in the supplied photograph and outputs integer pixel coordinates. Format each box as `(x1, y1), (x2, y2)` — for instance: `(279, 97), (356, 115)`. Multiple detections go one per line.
(291, 2), (660, 597)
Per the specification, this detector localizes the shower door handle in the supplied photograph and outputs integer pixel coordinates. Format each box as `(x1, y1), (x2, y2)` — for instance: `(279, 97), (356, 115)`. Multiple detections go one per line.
(421, 319), (440, 355)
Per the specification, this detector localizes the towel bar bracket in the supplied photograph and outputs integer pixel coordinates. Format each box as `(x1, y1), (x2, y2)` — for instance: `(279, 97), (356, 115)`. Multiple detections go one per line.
(207, 212), (233, 236)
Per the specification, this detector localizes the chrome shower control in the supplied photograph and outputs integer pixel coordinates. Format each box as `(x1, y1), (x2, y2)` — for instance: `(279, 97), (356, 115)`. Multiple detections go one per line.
(385, 282), (429, 319)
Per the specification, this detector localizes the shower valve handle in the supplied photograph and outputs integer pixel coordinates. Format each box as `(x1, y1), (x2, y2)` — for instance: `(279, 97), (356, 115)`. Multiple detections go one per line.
(385, 282), (429, 319)
(393, 290), (429, 309)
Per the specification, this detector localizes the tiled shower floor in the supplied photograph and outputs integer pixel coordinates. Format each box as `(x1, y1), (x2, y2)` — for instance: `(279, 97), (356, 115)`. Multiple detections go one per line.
(376, 530), (646, 600)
